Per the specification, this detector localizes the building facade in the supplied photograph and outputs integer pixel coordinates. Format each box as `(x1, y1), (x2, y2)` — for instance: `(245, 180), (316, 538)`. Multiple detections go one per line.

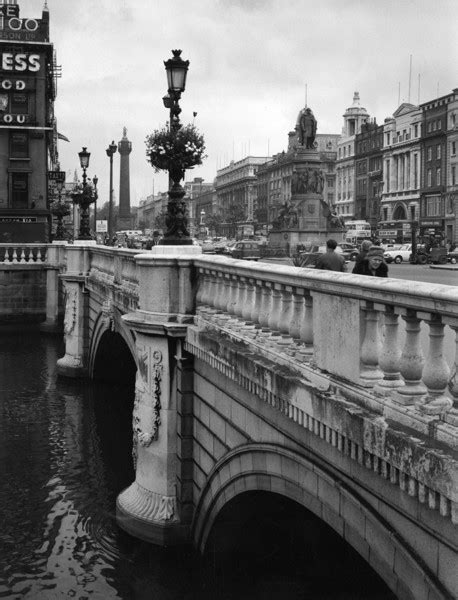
(354, 120), (383, 227)
(378, 103), (422, 243)
(446, 89), (458, 244)
(0, 0), (59, 242)
(335, 92), (370, 222)
(419, 90), (457, 245)
(215, 156), (269, 236)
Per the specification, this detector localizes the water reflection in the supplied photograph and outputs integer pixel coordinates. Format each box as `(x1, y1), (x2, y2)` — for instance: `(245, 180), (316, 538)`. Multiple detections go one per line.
(0, 333), (197, 600)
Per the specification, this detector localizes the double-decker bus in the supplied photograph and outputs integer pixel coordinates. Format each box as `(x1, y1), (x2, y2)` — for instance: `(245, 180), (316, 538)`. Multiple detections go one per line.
(344, 221), (371, 245)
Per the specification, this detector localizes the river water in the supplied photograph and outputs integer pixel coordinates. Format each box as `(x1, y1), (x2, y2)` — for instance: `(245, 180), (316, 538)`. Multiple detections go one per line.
(0, 332), (396, 600)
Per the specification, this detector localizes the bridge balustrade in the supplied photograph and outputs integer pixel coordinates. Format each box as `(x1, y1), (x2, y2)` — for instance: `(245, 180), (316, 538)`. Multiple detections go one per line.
(0, 242), (48, 263)
(194, 257), (458, 441)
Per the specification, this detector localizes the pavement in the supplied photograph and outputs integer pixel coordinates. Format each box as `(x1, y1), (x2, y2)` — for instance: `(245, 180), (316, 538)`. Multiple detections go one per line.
(429, 264), (458, 270)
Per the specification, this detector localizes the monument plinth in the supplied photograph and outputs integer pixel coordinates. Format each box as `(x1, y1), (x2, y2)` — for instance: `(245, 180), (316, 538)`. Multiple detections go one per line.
(268, 107), (345, 256)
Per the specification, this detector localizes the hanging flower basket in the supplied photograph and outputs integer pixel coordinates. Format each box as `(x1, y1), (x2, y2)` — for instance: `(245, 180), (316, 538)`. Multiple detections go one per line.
(145, 123), (206, 173)
(70, 182), (96, 207)
(50, 199), (71, 217)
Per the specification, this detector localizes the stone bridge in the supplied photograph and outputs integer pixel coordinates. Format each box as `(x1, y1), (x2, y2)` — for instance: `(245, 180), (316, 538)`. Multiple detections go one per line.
(24, 242), (458, 599)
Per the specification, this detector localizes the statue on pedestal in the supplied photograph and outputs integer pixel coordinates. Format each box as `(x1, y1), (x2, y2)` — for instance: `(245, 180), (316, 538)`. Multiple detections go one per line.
(297, 107), (317, 149)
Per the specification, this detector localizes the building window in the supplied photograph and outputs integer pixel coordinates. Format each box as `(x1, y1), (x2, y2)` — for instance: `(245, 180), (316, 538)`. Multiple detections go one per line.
(451, 141), (456, 156)
(437, 120), (442, 130)
(436, 167), (441, 186)
(414, 124), (418, 137)
(10, 132), (28, 158)
(452, 165), (456, 186)
(10, 93), (28, 115)
(427, 168), (432, 187)
(413, 153), (418, 188)
(437, 145), (441, 160)
(426, 196), (441, 216)
(11, 172), (28, 208)
(427, 147), (432, 161)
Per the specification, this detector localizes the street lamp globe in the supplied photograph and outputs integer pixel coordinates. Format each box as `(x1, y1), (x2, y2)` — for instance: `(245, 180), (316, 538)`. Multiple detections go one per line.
(164, 49), (189, 93)
(78, 147), (90, 170)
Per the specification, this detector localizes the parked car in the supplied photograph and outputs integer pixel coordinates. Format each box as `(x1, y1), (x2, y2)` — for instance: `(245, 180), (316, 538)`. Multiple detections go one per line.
(231, 240), (260, 261)
(448, 249), (458, 264)
(383, 244), (412, 263)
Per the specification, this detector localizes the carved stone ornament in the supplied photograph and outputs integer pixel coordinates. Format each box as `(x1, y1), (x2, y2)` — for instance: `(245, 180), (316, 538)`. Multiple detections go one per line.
(63, 287), (77, 335)
(101, 298), (115, 331)
(132, 348), (163, 465)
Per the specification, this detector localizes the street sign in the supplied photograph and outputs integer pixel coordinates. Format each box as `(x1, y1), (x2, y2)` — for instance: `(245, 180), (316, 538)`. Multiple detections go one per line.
(96, 220), (108, 233)
(47, 171), (66, 183)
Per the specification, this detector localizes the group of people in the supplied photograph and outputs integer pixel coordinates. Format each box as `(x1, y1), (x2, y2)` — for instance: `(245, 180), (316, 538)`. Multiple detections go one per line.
(315, 239), (388, 277)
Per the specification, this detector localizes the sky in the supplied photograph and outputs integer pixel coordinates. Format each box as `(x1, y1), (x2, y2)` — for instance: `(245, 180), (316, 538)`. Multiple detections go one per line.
(17, 0), (458, 208)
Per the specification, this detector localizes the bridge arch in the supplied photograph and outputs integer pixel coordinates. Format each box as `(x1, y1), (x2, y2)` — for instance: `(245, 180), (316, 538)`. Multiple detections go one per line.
(193, 443), (447, 600)
(89, 307), (137, 383)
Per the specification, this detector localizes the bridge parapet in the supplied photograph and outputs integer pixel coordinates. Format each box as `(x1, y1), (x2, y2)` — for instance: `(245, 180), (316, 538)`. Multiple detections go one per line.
(189, 256), (458, 527)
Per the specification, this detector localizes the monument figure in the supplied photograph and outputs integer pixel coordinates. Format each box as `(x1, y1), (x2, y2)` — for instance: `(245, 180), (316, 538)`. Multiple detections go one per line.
(298, 107), (317, 149)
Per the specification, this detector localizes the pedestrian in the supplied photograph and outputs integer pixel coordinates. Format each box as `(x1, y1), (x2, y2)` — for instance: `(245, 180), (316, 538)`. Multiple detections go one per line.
(352, 240), (372, 272)
(352, 246), (388, 277)
(315, 239), (346, 272)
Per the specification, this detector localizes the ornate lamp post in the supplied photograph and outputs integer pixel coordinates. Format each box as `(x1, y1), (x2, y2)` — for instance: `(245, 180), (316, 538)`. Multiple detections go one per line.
(73, 147), (96, 240)
(50, 179), (70, 241)
(161, 49), (192, 246)
(92, 174), (98, 235)
(106, 140), (117, 244)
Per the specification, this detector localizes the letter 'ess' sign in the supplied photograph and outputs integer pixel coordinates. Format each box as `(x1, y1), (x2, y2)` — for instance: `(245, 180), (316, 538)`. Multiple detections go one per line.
(0, 52), (40, 72)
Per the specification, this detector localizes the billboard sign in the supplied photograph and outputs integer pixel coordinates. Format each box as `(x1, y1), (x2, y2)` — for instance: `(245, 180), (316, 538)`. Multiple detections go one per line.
(96, 220), (108, 233)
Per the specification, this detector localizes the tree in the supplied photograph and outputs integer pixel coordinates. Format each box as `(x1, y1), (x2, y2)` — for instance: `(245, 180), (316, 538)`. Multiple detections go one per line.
(225, 203), (246, 238)
(204, 213), (223, 236)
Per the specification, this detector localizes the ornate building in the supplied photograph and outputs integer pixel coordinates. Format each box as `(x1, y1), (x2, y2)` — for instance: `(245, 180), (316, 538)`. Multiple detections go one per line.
(335, 92), (370, 222)
(215, 156), (269, 237)
(419, 90), (457, 245)
(446, 89), (458, 244)
(0, 1), (59, 242)
(378, 103), (422, 242)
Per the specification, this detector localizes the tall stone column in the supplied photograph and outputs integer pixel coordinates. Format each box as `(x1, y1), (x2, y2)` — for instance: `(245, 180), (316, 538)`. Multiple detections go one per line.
(117, 127), (132, 231)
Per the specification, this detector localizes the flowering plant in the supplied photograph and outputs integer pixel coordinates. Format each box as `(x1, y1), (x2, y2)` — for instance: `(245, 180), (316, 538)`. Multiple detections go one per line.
(50, 198), (71, 217)
(70, 181), (96, 206)
(145, 123), (206, 173)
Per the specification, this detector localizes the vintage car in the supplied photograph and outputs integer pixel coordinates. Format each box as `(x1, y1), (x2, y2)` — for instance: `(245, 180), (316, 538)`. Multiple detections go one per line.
(383, 244), (412, 263)
(231, 240), (260, 261)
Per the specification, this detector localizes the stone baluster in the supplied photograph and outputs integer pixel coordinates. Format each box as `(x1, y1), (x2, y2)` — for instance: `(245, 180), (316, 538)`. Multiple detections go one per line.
(12, 246), (20, 263)
(298, 292), (313, 352)
(392, 309), (426, 405)
(198, 271), (210, 307)
(443, 320), (458, 426)
(196, 269), (205, 306)
(221, 274), (232, 313)
(234, 277), (247, 319)
(289, 290), (304, 341)
(241, 278), (255, 322)
(278, 286), (293, 335)
(360, 302), (383, 387)
(419, 314), (452, 416)
(213, 273), (224, 311)
(258, 283), (272, 329)
(374, 306), (403, 396)
(227, 275), (239, 318)
(250, 281), (263, 326)
(207, 272), (217, 312)
(267, 284), (282, 332)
